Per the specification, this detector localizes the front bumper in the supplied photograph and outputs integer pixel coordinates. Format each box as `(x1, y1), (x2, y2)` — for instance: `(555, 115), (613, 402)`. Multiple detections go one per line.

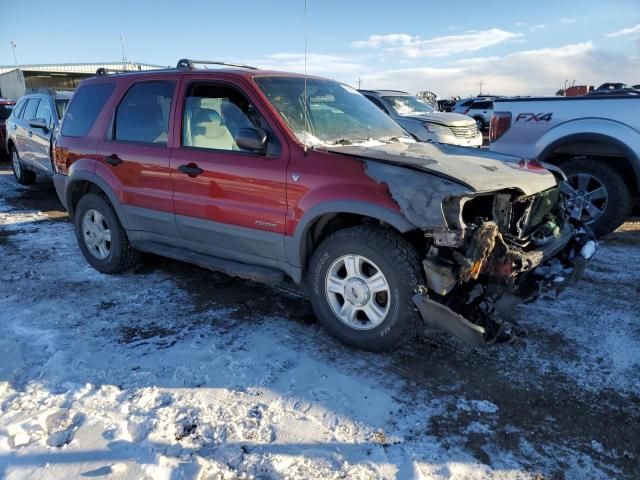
(413, 225), (596, 346)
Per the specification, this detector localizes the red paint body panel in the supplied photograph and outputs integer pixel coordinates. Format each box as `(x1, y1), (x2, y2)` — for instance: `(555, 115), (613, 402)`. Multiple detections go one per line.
(55, 69), (401, 247)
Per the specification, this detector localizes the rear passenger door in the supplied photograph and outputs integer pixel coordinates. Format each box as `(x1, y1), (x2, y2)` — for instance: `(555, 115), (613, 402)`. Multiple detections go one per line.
(96, 79), (180, 244)
(169, 79), (288, 267)
(31, 97), (55, 173)
(17, 98), (40, 163)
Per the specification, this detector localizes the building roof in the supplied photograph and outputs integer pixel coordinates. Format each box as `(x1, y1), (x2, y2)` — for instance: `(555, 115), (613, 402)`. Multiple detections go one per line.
(0, 61), (164, 75)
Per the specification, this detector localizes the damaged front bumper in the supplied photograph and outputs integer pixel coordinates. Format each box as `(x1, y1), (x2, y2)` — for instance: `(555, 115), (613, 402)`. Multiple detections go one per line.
(413, 223), (596, 346)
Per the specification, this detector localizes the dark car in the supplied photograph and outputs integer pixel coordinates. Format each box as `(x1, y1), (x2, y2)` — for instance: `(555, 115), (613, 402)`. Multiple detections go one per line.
(52, 59), (594, 351)
(5, 90), (71, 184)
(0, 99), (16, 159)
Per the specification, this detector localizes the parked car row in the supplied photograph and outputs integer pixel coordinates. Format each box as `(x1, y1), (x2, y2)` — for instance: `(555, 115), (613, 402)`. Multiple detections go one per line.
(0, 98), (16, 159)
(5, 90), (71, 184)
(3, 59), (596, 353)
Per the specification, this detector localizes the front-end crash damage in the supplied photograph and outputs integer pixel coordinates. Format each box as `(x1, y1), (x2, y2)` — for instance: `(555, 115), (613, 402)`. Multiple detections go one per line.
(365, 160), (596, 346)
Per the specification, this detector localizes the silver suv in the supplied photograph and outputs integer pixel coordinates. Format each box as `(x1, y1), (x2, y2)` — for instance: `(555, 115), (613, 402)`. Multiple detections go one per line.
(360, 90), (482, 148)
(464, 99), (494, 131)
(5, 90), (71, 185)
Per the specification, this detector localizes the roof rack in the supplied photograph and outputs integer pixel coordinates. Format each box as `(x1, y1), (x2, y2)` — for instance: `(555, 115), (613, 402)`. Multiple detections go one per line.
(176, 59), (259, 70)
(95, 66), (145, 76)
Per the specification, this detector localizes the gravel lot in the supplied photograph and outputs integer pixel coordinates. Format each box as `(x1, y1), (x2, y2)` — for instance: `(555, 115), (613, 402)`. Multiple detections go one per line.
(1, 164), (639, 479)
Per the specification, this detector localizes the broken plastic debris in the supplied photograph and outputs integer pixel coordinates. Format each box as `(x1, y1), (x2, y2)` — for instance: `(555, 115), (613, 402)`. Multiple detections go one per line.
(581, 240), (596, 259)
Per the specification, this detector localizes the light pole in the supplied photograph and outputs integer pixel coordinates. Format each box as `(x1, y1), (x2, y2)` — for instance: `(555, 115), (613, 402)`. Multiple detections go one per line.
(10, 40), (18, 69)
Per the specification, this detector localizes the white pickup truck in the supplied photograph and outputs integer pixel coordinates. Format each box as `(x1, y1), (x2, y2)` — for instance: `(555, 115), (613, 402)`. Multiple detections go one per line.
(489, 94), (640, 236)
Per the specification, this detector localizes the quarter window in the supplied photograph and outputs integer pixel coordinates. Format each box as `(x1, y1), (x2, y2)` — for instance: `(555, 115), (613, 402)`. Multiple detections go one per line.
(62, 83), (115, 138)
(114, 81), (175, 144)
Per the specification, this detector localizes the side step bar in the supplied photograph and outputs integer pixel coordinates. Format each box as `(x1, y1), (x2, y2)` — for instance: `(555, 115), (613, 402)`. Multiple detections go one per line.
(133, 241), (285, 285)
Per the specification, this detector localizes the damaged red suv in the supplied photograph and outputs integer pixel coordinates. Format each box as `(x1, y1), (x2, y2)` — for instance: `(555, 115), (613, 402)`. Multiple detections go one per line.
(53, 59), (595, 351)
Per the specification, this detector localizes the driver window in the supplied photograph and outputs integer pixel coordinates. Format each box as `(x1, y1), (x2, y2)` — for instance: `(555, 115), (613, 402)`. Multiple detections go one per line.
(35, 100), (53, 127)
(182, 83), (266, 152)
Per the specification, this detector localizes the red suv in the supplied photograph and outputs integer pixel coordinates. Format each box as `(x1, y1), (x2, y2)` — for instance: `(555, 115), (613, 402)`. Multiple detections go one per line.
(53, 60), (595, 351)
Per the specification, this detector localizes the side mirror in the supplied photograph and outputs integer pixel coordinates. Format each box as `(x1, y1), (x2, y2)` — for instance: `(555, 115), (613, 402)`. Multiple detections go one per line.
(236, 127), (267, 154)
(29, 118), (49, 130)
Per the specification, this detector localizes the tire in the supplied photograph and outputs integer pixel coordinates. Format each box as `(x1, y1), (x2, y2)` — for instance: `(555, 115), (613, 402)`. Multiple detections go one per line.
(560, 157), (632, 237)
(308, 225), (424, 352)
(11, 147), (36, 185)
(474, 116), (485, 132)
(74, 193), (139, 273)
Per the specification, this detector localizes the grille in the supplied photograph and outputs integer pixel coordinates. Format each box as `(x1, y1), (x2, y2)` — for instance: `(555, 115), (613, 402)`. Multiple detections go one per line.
(527, 187), (560, 231)
(449, 124), (480, 138)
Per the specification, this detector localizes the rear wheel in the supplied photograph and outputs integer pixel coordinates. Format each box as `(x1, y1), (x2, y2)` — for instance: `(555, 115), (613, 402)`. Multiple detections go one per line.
(11, 147), (36, 185)
(560, 157), (632, 236)
(308, 225), (423, 352)
(74, 193), (139, 273)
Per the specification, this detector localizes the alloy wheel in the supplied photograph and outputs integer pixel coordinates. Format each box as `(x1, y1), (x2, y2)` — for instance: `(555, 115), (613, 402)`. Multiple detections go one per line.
(564, 173), (609, 225)
(82, 209), (112, 260)
(12, 150), (21, 179)
(325, 254), (391, 330)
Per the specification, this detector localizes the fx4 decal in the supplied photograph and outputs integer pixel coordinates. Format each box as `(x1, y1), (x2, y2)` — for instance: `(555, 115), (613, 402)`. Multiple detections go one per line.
(515, 112), (553, 123)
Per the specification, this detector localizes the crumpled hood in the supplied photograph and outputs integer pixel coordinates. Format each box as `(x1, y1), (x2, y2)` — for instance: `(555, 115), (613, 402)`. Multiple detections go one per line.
(406, 112), (476, 127)
(327, 141), (558, 196)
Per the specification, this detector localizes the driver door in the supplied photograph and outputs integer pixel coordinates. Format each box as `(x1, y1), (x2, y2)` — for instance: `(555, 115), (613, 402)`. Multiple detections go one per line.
(169, 78), (289, 267)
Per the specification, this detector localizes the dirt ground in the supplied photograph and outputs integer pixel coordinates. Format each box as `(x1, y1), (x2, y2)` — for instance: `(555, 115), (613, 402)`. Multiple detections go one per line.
(1, 163), (639, 479)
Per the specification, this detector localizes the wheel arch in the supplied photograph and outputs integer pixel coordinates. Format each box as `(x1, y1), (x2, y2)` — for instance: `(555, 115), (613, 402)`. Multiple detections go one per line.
(65, 172), (129, 229)
(538, 132), (640, 197)
(285, 201), (418, 272)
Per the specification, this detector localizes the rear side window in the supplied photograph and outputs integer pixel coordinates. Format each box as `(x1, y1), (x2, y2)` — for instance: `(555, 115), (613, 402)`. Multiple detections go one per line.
(13, 99), (27, 118)
(364, 95), (389, 114)
(114, 81), (175, 144)
(23, 98), (40, 120)
(0, 104), (14, 120)
(62, 83), (115, 138)
(472, 101), (493, 109)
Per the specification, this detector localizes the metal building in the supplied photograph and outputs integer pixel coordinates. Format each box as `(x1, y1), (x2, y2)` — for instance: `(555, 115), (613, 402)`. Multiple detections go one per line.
(0, 62), (164, 100)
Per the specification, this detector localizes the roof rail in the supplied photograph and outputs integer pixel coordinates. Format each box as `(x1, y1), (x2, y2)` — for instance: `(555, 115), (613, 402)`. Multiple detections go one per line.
(176, 59), (259, 70)
(95, 67), (142, 76)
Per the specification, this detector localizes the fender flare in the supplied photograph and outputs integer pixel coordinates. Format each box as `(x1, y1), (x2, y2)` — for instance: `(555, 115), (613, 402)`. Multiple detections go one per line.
(538, 132), (640, 192)
(65, 170), (130, 229)
(284, 200), (416, 268)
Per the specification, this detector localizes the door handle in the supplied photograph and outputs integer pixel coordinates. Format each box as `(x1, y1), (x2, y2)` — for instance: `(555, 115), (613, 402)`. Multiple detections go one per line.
(178, 163), (203, 177)
(105, 154), (122, 166)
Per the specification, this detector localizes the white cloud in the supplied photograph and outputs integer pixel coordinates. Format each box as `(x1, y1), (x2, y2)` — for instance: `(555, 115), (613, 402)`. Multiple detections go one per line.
(357, 42), (640, 97)
(530, 24), (546, 32)
(606, 24), (640, 37)
(559, 18), (577, 24)
(351, 29), (522, 58)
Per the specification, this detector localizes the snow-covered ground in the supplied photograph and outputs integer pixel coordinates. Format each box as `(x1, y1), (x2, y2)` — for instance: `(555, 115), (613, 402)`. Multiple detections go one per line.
(0, 168), (639, 479)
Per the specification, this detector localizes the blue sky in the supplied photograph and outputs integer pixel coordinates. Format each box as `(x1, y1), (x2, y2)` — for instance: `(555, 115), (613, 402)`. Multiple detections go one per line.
(2, 0), (639, 96)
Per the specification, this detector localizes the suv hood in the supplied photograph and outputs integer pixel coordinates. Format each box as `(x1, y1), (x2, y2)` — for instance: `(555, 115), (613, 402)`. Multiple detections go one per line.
(404, 112), (476, 127)
(327, 141), (557, 196)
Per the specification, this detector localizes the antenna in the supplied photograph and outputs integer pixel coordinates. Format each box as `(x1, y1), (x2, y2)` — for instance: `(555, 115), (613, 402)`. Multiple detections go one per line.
(10, 40), (18, 69)
(303, 0), (309, 153)
(121, 33), (127, 70)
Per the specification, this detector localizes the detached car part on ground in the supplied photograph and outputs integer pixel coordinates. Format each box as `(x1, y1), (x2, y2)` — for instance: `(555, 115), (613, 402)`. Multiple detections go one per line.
(53, 62), (595, 352)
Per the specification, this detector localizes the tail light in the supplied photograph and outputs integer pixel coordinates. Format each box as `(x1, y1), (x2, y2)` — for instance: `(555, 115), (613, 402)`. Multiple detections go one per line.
(489, 111), (512, 142)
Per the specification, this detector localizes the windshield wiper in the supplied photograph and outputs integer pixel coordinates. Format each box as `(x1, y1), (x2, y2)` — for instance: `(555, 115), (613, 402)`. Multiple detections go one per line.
(329, 137), (371, 146)
(378, 135), (412, 143)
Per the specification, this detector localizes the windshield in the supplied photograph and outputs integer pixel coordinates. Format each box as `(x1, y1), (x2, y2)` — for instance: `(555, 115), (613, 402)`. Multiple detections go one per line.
(255, 76), (409, 146)
(383, 95), (434, 116)
(0, 104), (15, 120)
(55, 99), (69, 120)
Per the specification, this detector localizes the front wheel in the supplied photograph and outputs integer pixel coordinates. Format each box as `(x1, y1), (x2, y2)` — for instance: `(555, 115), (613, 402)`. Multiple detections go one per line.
(474, 117), (485, 131)
(560, 157), (632, 236)
(308, 225), (423, 352)
(11, 147), (36, 185)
